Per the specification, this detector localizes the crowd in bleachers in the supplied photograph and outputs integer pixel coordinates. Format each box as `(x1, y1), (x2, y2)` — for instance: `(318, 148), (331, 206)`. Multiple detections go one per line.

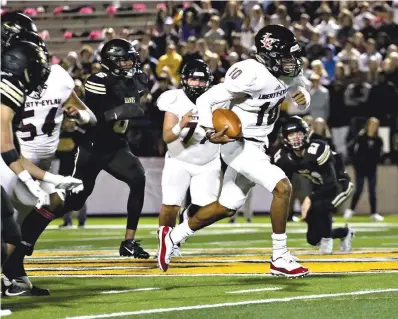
(4, 1), (398, 162)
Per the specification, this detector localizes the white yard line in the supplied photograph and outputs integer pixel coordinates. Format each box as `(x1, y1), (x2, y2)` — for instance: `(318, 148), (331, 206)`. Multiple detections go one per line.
(46, 222), (398, 230)
(226, 287), (282, 294)
(101, 288), (160, 294)
(65, 288), (398, 319)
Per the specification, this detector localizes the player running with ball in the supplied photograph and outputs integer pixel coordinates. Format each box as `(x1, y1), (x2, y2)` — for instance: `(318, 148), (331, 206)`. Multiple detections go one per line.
(158, 25), (311, 277)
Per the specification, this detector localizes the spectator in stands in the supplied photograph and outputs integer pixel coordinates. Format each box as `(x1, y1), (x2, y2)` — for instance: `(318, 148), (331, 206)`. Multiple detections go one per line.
(204, 16), (225, 51)
(345, 118), (384, 222)
(352, 31), (366, 54)
(181, 10), (198, 42)
(139, 45), (158, 78)
(310, 59), (331, 86)
(354, 2), (374, 30)
(337, 38), (360, 64)
(94, 28), (116, 61)
(298, 13), (314, 40)
(156, 42), (182, 83)
(315, 5), (339, 44)
(66, 51), (82, 79)
(312, 117), (335, 151)
(360, 13), (378, 40)
(344, 71), (372, 119)
(321, 45), (337, 80)
(229, 32), (248, 59)
(180, 36), (202, 71)
(309, 73), (330, 121)
(240, 15), (254, 50)
(196, 38), (212, 62)
(376, 31), (391, 58)
(207, 53), (226, 84)
(359, 38), (383, 72)
(293, 24), (309, 57)
(213, 39), (230, 70)
(197, 0), (219, 37)
(306, 30), (324, 62)
(378, 9), (398, 44)
(220, 0), (244, 43)
(336, 9), (356, 47)
(141, 29), (160, 59)
(270, 4), (291, 27)
(250, 4), (266, 33)
(153, 17), (180, 56)
(79, 45), (94, 76)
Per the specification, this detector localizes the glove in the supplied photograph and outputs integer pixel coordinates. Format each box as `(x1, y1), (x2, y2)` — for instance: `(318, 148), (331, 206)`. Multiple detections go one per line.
(18, 171), (50, 209)
(43, 173), (84, 194)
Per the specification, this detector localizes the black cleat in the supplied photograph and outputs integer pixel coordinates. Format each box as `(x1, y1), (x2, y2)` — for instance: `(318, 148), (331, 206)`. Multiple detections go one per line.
(119, 240), (149, 259)
(5, 284), (50, 297)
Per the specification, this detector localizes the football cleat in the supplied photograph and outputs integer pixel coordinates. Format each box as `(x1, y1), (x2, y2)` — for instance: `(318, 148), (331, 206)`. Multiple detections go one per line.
(157, 226), (174, 272)
(340, 226), (355, 252)
(270, 251), (309, 278)
(319, 238), (333, 254)
(119, 240), (149, 259)
(0, 309), (12, 316)
(5, 284), (50, 297)
(370, 213), (384, 222)
(344, 208), (355, 220)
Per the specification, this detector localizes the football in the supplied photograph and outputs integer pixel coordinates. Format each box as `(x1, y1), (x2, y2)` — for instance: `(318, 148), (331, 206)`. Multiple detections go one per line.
(212, 109), (242, 138)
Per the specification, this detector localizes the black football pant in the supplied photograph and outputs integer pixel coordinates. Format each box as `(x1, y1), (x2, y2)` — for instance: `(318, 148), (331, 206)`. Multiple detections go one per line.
(63, 145), (146, 230)
(306, 196), (348, 246)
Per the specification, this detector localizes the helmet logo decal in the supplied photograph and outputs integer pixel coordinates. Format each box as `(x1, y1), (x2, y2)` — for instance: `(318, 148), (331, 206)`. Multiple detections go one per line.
(260, 33), (279, 50)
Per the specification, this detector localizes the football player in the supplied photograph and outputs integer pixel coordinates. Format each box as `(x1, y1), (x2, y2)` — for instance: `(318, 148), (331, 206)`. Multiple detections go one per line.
(1, 40), (83, 296)
(157, 60), (221, 256)
(62, 38), (149, 258)
(1, 30), (97, 296)
(158, 25), (310, 277)
(274, 116), (354, 254)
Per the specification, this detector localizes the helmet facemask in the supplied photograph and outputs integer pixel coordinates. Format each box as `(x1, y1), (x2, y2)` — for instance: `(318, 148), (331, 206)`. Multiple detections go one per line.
(285, 131), (306, 150)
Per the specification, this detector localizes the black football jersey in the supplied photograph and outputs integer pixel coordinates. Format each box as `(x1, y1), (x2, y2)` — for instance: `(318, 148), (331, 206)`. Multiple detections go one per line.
(272, 139), (341, 201)
(0, 72), (26, 128)
(83, 71), (145, 151)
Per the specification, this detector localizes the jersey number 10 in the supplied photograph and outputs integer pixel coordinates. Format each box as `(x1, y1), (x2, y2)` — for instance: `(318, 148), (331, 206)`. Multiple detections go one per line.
(19, 107), (58, 141)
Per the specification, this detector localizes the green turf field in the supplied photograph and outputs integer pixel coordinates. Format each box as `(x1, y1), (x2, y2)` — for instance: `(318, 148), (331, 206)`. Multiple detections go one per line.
(2, 215), (398, 319)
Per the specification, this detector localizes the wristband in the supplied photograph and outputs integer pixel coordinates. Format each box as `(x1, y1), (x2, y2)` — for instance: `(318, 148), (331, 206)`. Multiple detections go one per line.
(76, 110), (90, 124)
(171, 123), (182, 136)
(18, 170), (33, 183)
(1, 149), (19, 166)
(43, 172), (59, 185)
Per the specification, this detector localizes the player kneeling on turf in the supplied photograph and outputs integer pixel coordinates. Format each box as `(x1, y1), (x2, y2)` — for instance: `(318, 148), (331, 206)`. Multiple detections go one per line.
(274, 116), (355, 254)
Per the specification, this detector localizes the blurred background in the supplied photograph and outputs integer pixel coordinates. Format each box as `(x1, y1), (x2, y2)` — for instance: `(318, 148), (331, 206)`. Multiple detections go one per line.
(3, 0), (398, 217)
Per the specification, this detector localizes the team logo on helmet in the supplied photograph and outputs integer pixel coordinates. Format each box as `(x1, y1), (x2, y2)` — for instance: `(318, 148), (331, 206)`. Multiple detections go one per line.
(260, 33), (279, 50)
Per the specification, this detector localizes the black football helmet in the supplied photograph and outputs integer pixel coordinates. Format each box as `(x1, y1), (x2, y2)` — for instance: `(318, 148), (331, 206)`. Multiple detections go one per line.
(181, 59), (213, 101)
(1, 12), (38, 49)
(281, 116), (310, 151)
(2, 41), (50, 96)
(100, 38), (139, 78)
(254, 25), (303, 78)
(6, 30), (48, 57)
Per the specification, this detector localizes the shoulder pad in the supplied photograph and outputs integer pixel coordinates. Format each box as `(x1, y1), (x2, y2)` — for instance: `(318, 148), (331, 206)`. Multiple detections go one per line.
(0, 73), (25, 109)
(85, 73), (107, 95)
(51, 64), (75, 91)
(223, 60), (257, 95)
(307, 140), (331, 166)
(157, 89), (179, 112)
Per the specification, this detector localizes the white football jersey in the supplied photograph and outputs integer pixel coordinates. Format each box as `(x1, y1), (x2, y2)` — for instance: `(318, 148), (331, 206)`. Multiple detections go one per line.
(157, 89), (220, 165)
(197, 59), (310, 144)
(16, 64), (75, 159)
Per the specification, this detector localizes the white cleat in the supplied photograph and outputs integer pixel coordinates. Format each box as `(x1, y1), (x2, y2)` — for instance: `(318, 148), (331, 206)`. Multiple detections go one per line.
(370, 214), (384, 222)
(157, 226), (174, 272)
(319, 238), (333, 254)
(344, 208), (355, 220)
(270, 251), (309, 278)
(0, 310), (12, 316)
(340, 227), (355, 252)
